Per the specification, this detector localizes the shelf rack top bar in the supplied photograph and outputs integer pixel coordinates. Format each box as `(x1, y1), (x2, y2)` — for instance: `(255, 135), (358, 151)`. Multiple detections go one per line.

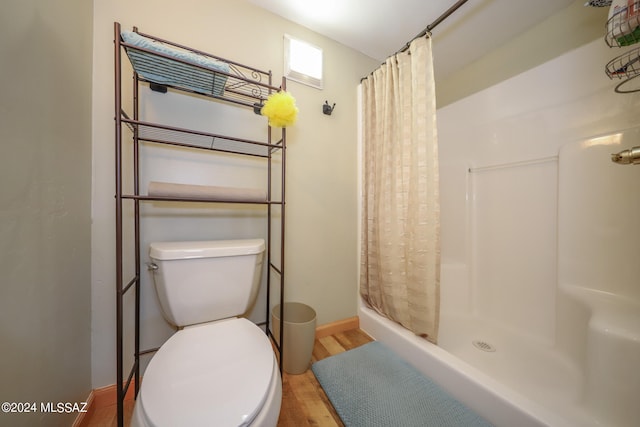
(135, 30), (272, 77)
(120, 28), (280, 107)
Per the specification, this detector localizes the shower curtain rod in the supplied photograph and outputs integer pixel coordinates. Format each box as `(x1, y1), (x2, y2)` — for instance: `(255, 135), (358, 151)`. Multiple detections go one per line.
(360, 0), (470, 82)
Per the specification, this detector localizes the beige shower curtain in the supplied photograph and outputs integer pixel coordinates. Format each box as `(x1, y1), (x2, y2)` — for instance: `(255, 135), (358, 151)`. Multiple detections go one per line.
(360, 35), (440, 343)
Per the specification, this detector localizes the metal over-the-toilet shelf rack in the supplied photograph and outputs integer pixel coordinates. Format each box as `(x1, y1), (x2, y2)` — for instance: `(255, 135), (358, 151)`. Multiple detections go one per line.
(113, 22), (286, 427)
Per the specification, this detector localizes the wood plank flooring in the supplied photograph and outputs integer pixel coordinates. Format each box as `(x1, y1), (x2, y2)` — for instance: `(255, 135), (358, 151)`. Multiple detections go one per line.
(278, 328), (373, 427)
(82, 328), (373, 427)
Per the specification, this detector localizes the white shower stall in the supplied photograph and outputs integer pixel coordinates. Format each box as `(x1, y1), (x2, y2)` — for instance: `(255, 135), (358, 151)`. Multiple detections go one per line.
(361, 38), (640, 426)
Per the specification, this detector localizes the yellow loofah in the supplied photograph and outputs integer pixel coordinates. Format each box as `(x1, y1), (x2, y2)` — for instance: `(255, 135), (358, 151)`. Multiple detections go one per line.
(261, 91), (298, 128)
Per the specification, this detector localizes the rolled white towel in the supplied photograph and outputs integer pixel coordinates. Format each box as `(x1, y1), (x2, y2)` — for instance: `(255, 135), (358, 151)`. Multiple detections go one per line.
(148, 181), (267, 202)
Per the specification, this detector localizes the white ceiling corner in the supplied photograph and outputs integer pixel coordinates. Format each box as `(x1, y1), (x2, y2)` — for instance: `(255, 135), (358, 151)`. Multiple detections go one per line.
(247, 0), (576, 79)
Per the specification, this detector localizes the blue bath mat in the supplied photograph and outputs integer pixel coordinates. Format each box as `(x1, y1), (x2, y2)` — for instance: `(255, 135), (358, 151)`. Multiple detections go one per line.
(312, 341), (492, 427)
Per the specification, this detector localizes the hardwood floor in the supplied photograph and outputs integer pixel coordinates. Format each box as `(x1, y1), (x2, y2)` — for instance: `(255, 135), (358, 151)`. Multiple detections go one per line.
(278, 328), (373, 427)
(82, 328), (373, 427)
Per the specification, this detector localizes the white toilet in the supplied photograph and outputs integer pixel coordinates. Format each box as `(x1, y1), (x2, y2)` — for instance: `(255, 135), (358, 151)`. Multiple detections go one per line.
(131, 239), (282, 427)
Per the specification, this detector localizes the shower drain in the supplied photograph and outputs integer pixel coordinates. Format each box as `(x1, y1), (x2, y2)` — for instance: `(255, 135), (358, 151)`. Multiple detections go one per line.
(472, 340), (496, 352)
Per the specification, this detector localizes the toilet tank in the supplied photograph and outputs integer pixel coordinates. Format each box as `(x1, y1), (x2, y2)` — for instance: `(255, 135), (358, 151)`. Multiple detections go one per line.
(149, 239), (265, 327)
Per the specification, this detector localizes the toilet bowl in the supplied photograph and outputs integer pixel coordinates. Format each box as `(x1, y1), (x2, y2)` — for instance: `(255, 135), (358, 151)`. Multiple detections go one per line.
(132, 318), (281, 427)
(131, 239), (281, 426)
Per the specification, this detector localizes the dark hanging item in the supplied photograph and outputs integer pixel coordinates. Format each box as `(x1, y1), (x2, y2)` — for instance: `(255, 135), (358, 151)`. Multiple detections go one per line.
(150, 82), (168, 93)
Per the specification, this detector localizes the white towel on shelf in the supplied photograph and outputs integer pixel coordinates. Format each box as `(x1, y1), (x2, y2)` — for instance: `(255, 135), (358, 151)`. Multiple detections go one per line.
(148, 181), (267, 202)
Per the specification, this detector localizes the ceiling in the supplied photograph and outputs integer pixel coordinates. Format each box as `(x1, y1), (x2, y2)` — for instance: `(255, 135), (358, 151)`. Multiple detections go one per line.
(247, 0), (576, 79)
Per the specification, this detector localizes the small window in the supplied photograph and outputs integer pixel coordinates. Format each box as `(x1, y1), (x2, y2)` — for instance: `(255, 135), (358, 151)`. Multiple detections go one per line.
(284, 34), (323, 89)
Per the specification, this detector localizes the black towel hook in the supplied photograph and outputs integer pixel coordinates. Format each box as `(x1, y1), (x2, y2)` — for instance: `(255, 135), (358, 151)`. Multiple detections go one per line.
(323, 100), (336, 115)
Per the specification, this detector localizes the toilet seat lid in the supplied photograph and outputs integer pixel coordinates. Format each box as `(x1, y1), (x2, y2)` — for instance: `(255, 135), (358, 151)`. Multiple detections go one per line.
(139, 318), (276, 427)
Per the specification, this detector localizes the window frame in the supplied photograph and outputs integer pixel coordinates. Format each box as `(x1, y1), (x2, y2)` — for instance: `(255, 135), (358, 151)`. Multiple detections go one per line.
(284, 34), (323, 90)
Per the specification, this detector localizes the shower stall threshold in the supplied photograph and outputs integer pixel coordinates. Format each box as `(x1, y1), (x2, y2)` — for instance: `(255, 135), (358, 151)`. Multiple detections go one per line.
(359, 302), (603, 427)
(437, 313), (593, 425)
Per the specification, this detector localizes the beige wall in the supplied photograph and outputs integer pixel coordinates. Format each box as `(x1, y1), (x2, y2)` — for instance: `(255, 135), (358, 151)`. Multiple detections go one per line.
(0, 0), (93, 425)
(92, 0), (379, 388)
(436, 0), (609, 107)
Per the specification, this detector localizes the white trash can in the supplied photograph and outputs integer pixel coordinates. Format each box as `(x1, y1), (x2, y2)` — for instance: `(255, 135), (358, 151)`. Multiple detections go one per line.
(271, 302), (317, 374)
